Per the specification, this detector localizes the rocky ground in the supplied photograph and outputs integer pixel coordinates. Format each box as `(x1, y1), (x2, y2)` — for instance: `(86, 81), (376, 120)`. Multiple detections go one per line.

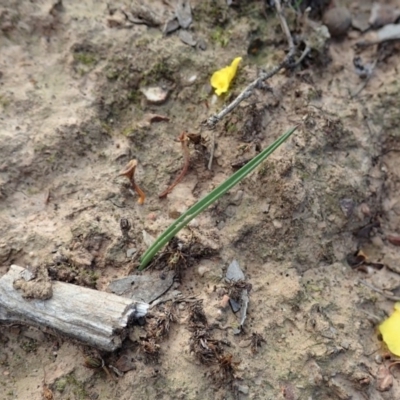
(1, 0), (400, 399)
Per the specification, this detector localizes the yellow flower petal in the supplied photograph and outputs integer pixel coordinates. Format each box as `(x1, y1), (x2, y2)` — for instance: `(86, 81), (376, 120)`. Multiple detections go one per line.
(210, 57), (242, 96)
(379, 302), (400, 356)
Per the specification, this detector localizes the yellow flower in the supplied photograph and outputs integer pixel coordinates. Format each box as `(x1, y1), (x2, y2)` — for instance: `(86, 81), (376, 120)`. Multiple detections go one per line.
(379, 302), (400, 356)
(210, 57), (242, 96)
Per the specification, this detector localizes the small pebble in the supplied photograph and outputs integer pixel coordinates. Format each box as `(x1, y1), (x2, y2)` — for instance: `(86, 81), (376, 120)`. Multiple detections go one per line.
(168, 208), (181, 219)
(262, 204), (270, 213)
(225, 205), (236, 218)
(140, 86), (169, 104)
(179, 30), (197, 47)
(163, 18), (180, 35)
(210, 94), (218, 106)
(375, 354), (383, 364)
(188, 219), (199, 228)
(142, 230), (155, 247)
(359, 203), (371, 216)
(147, 212), (157, 221)
(238, 339), (252, 348)
(238, 385), (249, 395)
(186, 74), (197, 84)
(339, 198), (354, 217)
(126, 248), (137, 258)
(371, 235), (384, 248)
(226, 259), (245, 281)
(176, 0), (192, 28)
(231, 190), (244, 206)
(197, 38), (207, 51)
(323, 7), (352, 37)
(340, 341), (350, 350)
(197, 265), (210, 277)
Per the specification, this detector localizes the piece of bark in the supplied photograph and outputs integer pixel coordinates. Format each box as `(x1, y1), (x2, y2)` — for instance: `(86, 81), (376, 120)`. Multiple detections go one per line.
(0, 265), (149, 351)
(108, 271), (175, 303)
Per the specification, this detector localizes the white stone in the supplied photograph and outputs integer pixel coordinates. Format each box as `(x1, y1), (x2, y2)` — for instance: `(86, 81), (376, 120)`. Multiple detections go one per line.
(140, 86), (169, 104)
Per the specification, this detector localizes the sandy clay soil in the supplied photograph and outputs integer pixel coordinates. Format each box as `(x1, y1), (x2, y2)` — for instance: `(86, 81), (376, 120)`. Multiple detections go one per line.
(1, 0), (400, 399)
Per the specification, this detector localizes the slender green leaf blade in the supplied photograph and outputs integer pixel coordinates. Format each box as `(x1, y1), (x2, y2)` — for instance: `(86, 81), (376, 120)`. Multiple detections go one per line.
(139, 125), (297, 270)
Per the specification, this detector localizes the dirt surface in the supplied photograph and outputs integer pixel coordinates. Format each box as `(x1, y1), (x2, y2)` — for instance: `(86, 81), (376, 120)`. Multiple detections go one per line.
(1, 0), (400, 399)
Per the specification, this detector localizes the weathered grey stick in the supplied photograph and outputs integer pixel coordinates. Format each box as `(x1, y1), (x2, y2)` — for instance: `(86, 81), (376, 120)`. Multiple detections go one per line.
(0, 265), (149, 351)
(206, 0), (296, 129)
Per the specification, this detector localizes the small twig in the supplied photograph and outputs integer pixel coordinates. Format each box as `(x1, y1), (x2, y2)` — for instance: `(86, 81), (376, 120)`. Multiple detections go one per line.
(359, 309), (381, 324)
(108, 199), (126, 208)
(159, 132), (190, 198)
(359, 280), (400, 302)
(388, 361), (400, 370)
(290, 45), (310, 68)
(208, 130), (215, 170)
(206, 0), (295, 129)
(119, 159), (146, 204)
(65, 205), (96, 219)
(275, 0), (295, 52)
(102, 364), (117, 382)
(108, 364), (124, 378)
(44, 189), (51, 205)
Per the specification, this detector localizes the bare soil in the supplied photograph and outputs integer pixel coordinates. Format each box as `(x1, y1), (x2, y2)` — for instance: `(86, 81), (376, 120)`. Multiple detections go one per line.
(1, 0), (400, 399)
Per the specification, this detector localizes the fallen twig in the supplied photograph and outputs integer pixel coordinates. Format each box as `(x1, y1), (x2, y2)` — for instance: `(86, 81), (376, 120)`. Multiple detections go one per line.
(208, 130), (215, 170)
(275, 0), (295, 52)
(359, 280), (400, 302)
(205, 0), (295, 129)
(159, 132), (190, 198)
(0, 265), (149, 351)
(65, 205), (96, 219)
(290, 45), (310, 68)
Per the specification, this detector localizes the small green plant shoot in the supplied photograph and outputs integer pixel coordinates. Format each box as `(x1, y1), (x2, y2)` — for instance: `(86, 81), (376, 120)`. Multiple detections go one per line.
(139, 125), (298, 270)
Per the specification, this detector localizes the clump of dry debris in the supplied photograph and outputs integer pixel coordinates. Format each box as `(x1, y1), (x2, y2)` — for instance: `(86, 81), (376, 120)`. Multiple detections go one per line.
(188, 301), (240, 384)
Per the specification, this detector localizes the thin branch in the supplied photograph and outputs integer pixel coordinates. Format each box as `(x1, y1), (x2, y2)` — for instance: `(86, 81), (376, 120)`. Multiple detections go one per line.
(159, 132), (190, 198)
(291, 46), (310, 68)
(208, 130), (215, 170)
(205, 0), (295, 129)
(359, 280), (400, 302)
(275, 0), (295, 52)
